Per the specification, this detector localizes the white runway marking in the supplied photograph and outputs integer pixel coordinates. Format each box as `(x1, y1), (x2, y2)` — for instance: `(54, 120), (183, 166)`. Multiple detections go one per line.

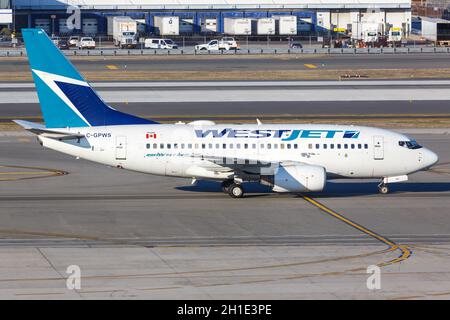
(3, 88), (450, 103)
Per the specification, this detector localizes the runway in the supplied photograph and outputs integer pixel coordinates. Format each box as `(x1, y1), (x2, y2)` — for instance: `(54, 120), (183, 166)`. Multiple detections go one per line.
(2, 54), (450, 73)
(2, 101), (450, 123)
(4, 80), (450, 105)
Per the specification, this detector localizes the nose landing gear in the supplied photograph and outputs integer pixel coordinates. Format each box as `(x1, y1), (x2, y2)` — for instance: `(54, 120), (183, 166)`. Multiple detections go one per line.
(378, 183), (389, 194)
(378, 180), (390, 194)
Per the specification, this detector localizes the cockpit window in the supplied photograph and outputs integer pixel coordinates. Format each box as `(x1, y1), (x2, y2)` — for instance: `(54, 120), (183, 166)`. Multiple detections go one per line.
(398, 140), (422, 149)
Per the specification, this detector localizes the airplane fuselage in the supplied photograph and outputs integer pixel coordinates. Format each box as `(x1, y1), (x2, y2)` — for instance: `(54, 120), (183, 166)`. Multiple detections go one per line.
(37, 123), (438, 181)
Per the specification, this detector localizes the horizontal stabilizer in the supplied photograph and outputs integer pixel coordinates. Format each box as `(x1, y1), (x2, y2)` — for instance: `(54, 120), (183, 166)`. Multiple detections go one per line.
(13, 120), (85, 140)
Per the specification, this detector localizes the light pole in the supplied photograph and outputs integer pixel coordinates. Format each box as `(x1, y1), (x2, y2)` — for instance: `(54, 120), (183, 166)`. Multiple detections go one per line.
(51, 14), (56, 37)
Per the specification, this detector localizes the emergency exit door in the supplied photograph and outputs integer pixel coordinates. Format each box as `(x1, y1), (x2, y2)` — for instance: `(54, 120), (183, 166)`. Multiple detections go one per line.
(373, 136), (384, 160)
(116, 136), (127, 160)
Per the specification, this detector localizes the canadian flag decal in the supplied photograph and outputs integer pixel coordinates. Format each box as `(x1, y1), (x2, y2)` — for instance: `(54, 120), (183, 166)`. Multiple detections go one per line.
(146, 132), (157, 139)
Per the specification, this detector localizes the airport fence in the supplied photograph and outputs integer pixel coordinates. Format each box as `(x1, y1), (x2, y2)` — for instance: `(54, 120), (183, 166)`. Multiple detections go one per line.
(2, 46), (450, 57)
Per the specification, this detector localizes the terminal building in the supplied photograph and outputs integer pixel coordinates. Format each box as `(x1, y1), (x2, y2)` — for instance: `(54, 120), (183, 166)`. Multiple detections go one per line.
(8, 0), (412, 37)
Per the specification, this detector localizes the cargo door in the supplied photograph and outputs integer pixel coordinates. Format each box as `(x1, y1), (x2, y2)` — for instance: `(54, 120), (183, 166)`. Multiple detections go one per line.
(180, 18), (194, 34)
(297, 18), (312, 32)
(373, 136), (384, 160)
(202, 19), (217, 33)
(82, 18), (98, 35)
(116, 136), (127, 160)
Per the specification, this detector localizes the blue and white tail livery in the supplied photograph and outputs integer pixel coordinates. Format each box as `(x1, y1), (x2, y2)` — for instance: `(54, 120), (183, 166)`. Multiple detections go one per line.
(22, 28), (156, 128)
(15, 29), (439, 198)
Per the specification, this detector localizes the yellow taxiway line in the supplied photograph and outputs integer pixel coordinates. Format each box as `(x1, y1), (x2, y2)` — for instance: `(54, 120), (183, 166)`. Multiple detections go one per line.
(302, 195), (412, 267)
(304, 63), (318, 69)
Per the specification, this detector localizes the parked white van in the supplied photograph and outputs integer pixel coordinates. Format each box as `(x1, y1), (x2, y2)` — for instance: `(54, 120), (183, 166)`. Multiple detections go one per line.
(144, 38), (178, 49)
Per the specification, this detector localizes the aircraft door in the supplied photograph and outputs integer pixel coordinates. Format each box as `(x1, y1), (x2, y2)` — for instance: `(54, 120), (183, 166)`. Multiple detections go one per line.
(373, 136), (384, 160)
(115, 136), (127, 160)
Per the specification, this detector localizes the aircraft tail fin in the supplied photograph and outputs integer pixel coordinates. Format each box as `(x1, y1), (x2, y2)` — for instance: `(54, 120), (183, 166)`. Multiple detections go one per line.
(22, 29), (157, 128)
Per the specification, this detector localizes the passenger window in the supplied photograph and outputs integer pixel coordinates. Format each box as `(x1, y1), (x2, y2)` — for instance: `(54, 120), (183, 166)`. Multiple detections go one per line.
(280, 144), (285, 149)
(252, 144), (256, 149)
(153, 143), (157, 149)
(337, 144), (341, 149)
(330, 144), (334, 149)
(188, 143), (192, 149)
(351, 144), (355, 149)
(344, 144), (348, 149)
(358, 144), (362, 149)
(167, 144), (171, 149)
(216, 143), (220, 149)
(201, 144), (205, 149)
(230, 144), (233, 149)
(274, 144), (278, 149)
(260, 144), (264, 149)
(323, 144), (327, 149)
(267, 144), (271, 149)
(288, 144), (292, 149)
(364, 144), (368, 149)
(194, 144), (198, 149)
(146, 143), (150, 149)
(174, 143), (178, 149)
(316, 144), (320, 149)
(181, 144), (185, 149)
(223, 144), (226, 149)
(308, 144), (312, 149)
(294, 144), (298, 149)
(244, 143), (248, 149)
(208, 143), (212, 149)
(236, 143), (241, 149)
(160, 143), (164, 149)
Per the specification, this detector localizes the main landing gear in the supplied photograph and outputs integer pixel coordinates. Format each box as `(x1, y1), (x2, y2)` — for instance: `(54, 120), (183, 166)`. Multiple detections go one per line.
(221, 180), (244, 198)
(378, 181), (390, 194)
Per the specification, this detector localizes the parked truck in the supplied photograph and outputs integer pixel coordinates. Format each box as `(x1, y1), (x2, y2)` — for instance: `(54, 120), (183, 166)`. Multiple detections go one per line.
(274, 16), (297, 35)
(194, 37), (239, 51)
(256, 18), (276, 35)
(388, 27), (403, 47)
(224, 18), (251, 35)
(362, 23), (380, 44)
(421, 17), (450, 46)
(154, 16), (179, 36)
(109, 16), (138, 49)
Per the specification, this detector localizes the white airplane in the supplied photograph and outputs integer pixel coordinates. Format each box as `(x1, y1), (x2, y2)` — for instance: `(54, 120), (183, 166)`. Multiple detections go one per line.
(15, 29), (439, 198)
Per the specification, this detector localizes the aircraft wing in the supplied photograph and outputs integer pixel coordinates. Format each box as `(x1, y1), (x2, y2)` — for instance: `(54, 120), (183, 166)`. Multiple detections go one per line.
(13, 120), (85, 141)
(191, 153), (300, 175)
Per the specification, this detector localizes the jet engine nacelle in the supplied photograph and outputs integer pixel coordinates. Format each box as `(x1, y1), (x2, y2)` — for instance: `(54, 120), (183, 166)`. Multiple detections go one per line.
(261, 164), (326, 192)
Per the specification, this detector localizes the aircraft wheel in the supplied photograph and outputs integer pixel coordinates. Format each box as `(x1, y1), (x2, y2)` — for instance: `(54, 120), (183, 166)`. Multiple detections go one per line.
(378, 184), (389, 194)
(228, 184), (244, 198)
(221, 180), (233, 193)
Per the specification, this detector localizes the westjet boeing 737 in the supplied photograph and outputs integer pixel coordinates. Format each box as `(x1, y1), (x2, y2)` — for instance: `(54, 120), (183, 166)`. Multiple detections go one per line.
(15, 29), (439, 198)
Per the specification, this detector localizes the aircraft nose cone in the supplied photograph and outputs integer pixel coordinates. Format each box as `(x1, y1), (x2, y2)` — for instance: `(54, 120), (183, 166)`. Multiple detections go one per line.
(424, 149), (439, 168)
